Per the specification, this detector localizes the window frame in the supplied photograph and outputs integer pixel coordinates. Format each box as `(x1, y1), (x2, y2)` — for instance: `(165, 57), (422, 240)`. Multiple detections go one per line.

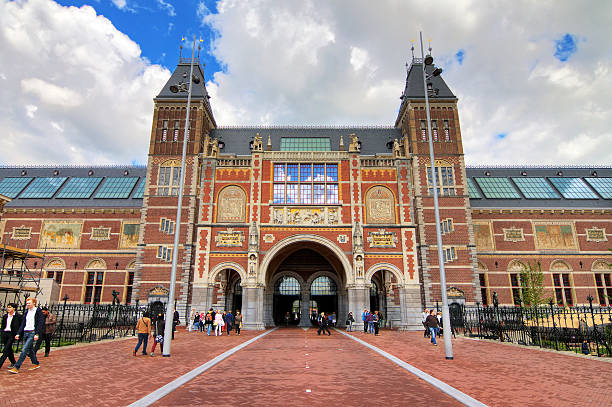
(272, 163), (339, 205)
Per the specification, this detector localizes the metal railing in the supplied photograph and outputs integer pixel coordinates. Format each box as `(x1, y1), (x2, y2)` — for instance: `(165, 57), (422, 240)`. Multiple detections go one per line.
(451, 302), (612, 357)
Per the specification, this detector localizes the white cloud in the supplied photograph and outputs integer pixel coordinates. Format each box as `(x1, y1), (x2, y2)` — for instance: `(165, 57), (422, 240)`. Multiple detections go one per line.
(157, 0), (175, 17)
(0, 0), (170, 165)
(112, 0), (126, 10)
(201, 0), (612, 165)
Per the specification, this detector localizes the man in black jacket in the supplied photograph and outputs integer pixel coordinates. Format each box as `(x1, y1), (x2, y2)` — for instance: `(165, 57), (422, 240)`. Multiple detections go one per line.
(9, 297), (46, 373)
(0, 303), (21, 369)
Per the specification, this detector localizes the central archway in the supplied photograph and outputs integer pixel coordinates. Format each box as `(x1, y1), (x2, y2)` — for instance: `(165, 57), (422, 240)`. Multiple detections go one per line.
(261, 236), (350, 328)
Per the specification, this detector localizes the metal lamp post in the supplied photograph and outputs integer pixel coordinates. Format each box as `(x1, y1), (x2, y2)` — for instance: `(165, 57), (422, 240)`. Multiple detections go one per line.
(419, 32), (453, 360)
(162, 35), (199, 357)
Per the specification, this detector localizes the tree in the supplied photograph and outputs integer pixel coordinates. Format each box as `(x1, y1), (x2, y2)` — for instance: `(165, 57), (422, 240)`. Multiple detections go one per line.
(520, 261), (548, 307)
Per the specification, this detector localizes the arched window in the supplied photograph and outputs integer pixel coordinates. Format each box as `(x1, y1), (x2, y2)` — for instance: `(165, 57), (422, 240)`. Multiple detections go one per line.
(311, 276), (337, 296)
(370, 281), (378, 296)
(158, 159), (181, 196)
(275, 276), (300, 296)
(426, 160), (455, 196)
(234, 280), (242, 295)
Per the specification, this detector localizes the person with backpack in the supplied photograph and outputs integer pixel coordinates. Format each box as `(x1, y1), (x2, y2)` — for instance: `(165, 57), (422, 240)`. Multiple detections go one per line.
(205, 309), (215, 336)
(372, 311), (380, 336)
(362, 309), (369, 333)
(225, 311), (234, 335)
(346, 312), (355, 332)
(150, 313), (165, 357)
(317, 312), (331, 336)
(133, 312), (151, 356)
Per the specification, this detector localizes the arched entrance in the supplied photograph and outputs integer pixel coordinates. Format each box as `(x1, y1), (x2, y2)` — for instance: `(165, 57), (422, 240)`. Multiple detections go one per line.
(264, 245), (347, 328)
(210, 268), (243, 314)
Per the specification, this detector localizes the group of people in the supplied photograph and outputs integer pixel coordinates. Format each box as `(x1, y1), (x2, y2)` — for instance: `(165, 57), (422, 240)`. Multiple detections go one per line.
(423, 309), (449, 346)
(133, 309), (180, 356)
(192, 309), (243, 336)
(1, 298), (56, 374)
(361, 309), (384, 336)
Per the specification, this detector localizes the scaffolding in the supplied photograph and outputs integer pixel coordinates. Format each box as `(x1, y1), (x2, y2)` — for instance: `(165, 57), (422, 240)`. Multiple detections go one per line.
(0, 243), (45, 308)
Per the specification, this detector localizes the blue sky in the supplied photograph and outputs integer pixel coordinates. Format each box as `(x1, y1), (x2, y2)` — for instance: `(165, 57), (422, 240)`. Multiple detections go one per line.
(1, 0), (611, 166)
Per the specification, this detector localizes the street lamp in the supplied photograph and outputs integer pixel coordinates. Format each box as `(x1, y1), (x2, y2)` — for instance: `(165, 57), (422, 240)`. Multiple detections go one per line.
(419, 32), (453, 360)
(162, 35), (200, 357)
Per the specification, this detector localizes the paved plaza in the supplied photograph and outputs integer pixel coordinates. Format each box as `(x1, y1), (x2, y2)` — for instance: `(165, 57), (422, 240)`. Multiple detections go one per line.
(1, 328), (610, 407)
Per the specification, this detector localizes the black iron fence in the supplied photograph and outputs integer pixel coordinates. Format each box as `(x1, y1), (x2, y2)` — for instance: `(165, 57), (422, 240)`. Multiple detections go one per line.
(1, 300), (164, 353)
(451, 302), (612, 357)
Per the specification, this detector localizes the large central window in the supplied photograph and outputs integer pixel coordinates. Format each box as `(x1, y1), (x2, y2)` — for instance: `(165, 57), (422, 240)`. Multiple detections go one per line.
(273, 163), (339, 204)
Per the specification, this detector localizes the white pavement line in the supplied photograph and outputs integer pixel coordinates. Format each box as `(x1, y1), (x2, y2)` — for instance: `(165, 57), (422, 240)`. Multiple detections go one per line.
(128, 328), (277, 407)
(336, 329), (488, 407)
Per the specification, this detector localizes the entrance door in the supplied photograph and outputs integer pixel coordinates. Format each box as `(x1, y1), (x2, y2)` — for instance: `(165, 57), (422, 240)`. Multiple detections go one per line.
(273, 276), (301, 326)
(310, 276), (338, 326)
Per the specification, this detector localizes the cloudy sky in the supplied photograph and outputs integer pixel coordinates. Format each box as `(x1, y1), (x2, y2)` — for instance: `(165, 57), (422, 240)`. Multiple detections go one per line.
(1, 0), (610, 166)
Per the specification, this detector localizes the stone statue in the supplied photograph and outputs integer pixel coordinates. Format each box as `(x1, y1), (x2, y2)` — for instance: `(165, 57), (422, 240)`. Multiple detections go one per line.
(348, 133), (360, 152)
(353, 221), (363, 252)
(249, 221), (259, 251)
(252, 133), (263, 152)
(393, 139), (401, 158)
(209, 139), (219, 158)
(493, 291), (499, 308)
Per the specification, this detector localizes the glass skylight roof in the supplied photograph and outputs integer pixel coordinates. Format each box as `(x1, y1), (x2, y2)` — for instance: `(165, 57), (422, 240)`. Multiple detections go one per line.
(549, 177), (598, 199)
(0, 177), (33, 198)
(94, 177), (138, 199)
(474, 177), (521, 199)
(467, 179), (481, 199)
(584, 177), (612, 199)
(132, 179), (145, 199)
(511, 177), (560, 199)
(56, 177), (102, 199)
(280, 138), (331, 151)
(20, 177), (67, 198)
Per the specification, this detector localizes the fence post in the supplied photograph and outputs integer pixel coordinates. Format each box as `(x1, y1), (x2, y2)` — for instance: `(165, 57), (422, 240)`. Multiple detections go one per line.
(476, 302), (481, 338)
(57, 295), (69, 347)
(586, 295), (600, 357)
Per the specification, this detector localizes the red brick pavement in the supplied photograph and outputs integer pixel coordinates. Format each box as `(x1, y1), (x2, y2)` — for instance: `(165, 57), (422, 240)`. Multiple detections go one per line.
(347, 330), (612, 407)
(0, 328), (258, 407)
(154, 327), (462, 407)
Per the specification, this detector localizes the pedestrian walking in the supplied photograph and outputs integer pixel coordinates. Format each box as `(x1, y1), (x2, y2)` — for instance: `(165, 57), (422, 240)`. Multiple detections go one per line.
(234, 311), (242, 335)
(377, 310), (385, 329)
(373, 311), (380, 336)
(133, 312), (151, 356)
(150, 313), (165, 357)
(225, 311), (234, 335)
(331, 312), (337, 327)
(214, 310), (225, 336)
(0, 303), (21, 369)
(422, 309), (429, 338)
(193, 312), (200, 332)
(205, 309), (215, 336)
(366, 311), (374, 334)
(317, 312), (331, 336)
(33, 306), (56, 357)
(425, 310), (439, 346)
(346, 312), (354, 332)
(200, 312), (206, 332)
(362, 309), (368, 334)
(172, 309), (180, 339)
(284, 311), (290, 327)
(9, 297), (46, 373)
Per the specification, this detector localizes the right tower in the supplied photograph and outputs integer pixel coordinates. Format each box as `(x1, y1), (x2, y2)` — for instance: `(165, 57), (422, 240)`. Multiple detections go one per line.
(395, 57), (480, 308)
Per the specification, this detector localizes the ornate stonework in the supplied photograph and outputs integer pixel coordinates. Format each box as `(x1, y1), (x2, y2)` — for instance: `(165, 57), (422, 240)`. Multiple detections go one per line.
(337, 234), (348, 244)
(217, 186), (247, 223)
(503, 227), (525, 242)
(367, 229), (398, 248)
(215, 229), (245, 247)
(90, 227), (111, 241)
(263, 234), (275, 243)
(586, 227), (607, 242)
(365, 186), (395, 224)
(270, 207), (340, 225)
(11, 225), (31, 240)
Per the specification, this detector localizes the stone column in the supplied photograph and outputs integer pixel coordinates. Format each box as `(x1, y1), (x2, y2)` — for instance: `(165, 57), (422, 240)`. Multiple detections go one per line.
(347, 285), (369, 332)
(263, 288), (274, 327)
(242, 285), (265, 330)
(299, 288), (311, 327)
(191, 285), (213, 314)
(398, 285), (423, 331)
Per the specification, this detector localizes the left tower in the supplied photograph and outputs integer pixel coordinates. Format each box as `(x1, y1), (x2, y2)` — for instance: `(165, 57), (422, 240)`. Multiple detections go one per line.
(133, 58), (216, 317)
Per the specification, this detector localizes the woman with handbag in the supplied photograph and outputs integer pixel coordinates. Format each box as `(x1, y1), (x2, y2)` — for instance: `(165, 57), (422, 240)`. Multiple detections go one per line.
(214, 310), (225, 336)
(150, 313), (165, 357)
(234, 311), (242, 335)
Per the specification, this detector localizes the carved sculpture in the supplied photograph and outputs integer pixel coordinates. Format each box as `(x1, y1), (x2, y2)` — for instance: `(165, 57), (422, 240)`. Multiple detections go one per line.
(252, 133), (263, 152)
(348, 133), (360, 152)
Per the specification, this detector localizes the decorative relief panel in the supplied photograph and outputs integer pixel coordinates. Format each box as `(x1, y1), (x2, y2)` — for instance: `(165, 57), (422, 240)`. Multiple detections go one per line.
(534, 223), (577, 250)
(270, 207), (340, 225)
(40, 221), (82, 249)
(586, 227), (607, 242)
(263, 234), (275, 244)
(11, 225), (32, 240)
(215, 229), (245, 247)
(367, 229), (398, 248)
(474, 222), (494, 251)
(337, 234), (348, 244)
(217, 186), (247, 223)
(90, 227), (111, 241)
(119, 222), (140, 248)
(503, 227), (525, 242)
(365, 186), (395, 224)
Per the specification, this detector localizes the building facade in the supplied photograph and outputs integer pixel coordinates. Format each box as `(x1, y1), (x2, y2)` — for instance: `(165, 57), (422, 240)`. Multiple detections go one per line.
(1, 58), (610, 329)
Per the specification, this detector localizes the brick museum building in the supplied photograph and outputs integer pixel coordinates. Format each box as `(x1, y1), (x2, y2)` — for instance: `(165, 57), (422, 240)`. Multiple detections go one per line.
(1, 57), (611, 329)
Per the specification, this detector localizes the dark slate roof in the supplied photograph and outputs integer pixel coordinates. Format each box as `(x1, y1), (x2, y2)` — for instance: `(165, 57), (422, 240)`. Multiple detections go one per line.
(211, 126), (402, 156)
(466, 166), (612, 209)
(155, 58), (213, 116)
(0, 166), (145, 208)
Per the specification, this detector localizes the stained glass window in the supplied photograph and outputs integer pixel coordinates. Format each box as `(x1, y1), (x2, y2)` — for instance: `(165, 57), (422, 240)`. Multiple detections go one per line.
(511, 177), (560, 199)
(474, 177), (520, 199)
(56, 177), (103, 199)
(311, 276), (337, 296)
(466, 179), (481, 199)
(549, 177), (598, 199)
(276, 276), (301, 295)
(584, 177), (612, 199)
(272, 163), (338, 204)
(20, 177), (67, 198)
(280, 138), (331, 151)
(94, 177), (138, 199)
(0, 177), (33, 198)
